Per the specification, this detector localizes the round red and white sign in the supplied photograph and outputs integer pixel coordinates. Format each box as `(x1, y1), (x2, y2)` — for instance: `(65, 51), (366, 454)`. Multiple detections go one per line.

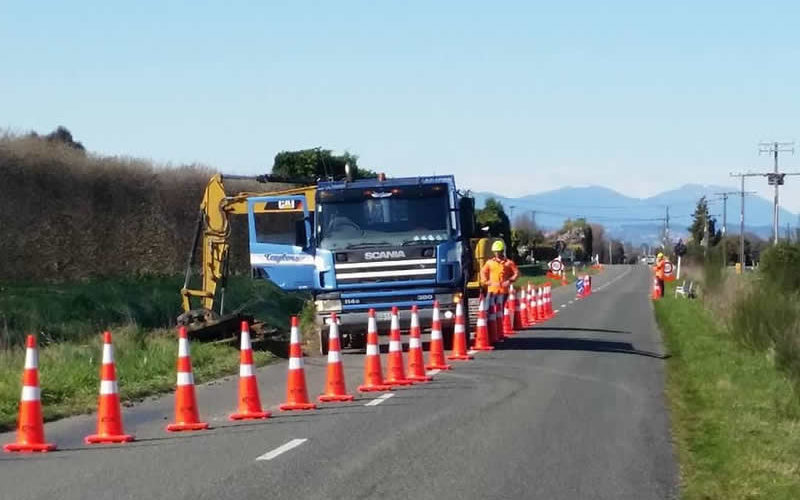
(549, 260), (563, 272)
(664, 262), (674, 275)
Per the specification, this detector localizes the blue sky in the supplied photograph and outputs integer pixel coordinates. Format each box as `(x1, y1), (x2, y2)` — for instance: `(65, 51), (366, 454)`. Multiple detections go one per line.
(2, 0), (800, 211)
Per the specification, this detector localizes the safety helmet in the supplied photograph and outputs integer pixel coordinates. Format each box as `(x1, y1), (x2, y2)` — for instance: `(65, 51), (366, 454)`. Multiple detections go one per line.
(657, 252), (664, 259)
(491, 240), (505, 252)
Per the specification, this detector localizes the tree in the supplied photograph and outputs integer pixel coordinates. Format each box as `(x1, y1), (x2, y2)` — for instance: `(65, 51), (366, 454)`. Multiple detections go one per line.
(271, 148), (375, 181)
(476, 197), (512, 254)
(28, 126), (85, 151)
(688, 196), (720, 246)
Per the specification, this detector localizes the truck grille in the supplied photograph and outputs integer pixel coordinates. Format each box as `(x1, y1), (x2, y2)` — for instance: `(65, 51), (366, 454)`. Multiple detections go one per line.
(334, 258), (437, 284)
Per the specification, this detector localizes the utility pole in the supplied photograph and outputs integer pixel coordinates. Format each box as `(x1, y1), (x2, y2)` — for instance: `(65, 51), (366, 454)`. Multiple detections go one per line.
(609, 240), (613, 265)
(663, 206), (670, 251)
(759, 141), (796, 244)
(714, 190), (755, 267)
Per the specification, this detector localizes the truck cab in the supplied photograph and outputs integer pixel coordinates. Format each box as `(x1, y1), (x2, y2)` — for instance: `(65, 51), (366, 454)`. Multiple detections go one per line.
(248, 174), (474, 351)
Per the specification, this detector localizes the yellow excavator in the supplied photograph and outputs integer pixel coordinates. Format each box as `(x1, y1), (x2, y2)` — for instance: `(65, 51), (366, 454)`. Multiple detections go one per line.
(179, 172), (502, 341)
(178, 173), (316, 337)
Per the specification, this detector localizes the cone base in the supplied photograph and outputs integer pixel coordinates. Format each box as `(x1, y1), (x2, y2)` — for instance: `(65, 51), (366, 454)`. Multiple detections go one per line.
(85, 433), (135, 444)
(447, 354), (474, 361)
(384, 378), (414, 386)
(4, 442), (56, 453)
(166, 422), (209, 432)
(407, 374), (432, 382)
(358, 384), (393, 392)
(425, 363), (452, 370)
(279, 402), (317, 411)
(472, 346), (495, 351)
(318, 394), (355, 402)
(229, 410), (271, 420)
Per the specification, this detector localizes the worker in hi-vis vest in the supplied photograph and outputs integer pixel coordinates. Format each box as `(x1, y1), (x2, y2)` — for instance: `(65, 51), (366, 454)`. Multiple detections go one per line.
(654, 252), (666, 298)
(480, 240), (519, 317)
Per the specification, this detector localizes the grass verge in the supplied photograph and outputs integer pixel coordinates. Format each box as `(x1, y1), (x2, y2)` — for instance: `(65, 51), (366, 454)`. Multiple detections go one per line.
(655, 289), (800, 499)
(0, 325), (275, 432)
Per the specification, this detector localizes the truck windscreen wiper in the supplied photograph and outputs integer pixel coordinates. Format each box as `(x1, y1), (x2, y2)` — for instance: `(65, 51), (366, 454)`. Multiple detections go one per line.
(346, 242), (391, 249)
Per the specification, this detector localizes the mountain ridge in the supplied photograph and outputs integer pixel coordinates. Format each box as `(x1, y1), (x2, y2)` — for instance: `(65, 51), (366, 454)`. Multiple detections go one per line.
(470, 184), (798, 245)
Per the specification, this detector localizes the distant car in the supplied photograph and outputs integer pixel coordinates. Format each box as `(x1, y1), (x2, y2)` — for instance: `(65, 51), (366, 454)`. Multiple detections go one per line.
(645, 255), (656, 265)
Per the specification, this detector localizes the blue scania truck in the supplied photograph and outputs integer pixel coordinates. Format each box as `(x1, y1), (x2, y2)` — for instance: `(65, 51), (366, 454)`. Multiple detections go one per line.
(245, 173), (478, 351)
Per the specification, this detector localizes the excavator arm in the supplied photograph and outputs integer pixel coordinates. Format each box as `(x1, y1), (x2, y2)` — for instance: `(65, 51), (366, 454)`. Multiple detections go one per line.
(178, 173), (316, 332)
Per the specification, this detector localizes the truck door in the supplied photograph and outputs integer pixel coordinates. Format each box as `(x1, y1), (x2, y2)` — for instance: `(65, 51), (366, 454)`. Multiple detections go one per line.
(247, 195), (316, 290)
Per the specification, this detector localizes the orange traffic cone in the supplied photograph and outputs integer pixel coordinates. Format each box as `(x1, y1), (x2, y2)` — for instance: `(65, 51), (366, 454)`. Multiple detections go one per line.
(561, 271), (568, 286)
(473, 295), (494, 351)
(319, 313), (354, 402)
(503, 295), (515, 336)
(448, 298), (473, 361)
(230, 321), (271, 420)
(546, 284), (554, 318)
(86, 331), (134, 443)
(652, 277), (661, 300)
(385, 307), (414, 385)
(511, 285), (524, 331)
(487, 300), (499, 344)
(526, 283), (536, 325)
(4, 335), (56, 453)
(519, 289), (529, 328)
(538, 287), (546, 321)
(280, 316), (316, 411)
(531, 285), (540, 323)
(406, 306), (432, 382)
(167, 327), (209, 432)
(426, 301), (452, 370)
(359, 309), (394, 392)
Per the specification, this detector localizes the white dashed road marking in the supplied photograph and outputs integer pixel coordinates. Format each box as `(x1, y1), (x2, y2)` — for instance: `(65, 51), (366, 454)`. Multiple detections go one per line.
(256, 438), (308, 461)
(364, 393), (394, 407)
(426, 369), (441, 377)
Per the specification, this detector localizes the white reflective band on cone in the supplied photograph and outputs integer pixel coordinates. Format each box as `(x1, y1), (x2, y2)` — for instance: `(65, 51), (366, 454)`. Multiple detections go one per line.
(24, 348), (38, 369)
(454, 324), (464, 333)
(288, 357), (303, 370)
(327, 350), (341, 363)
(391, 314), (399, 331)
(410, 314), (419, 328)
(329, 323), (340, 340)
(477, 318), (486, 326)
(240, 332), (251, 351)
(368, 317), (377, 333)
(290, 326), (301, 344)
(102, 343), (114, 364)
(430, 329), (442, 340)
(409, 337), (421, 348)
(178, 338), (190, 357)
(389, 340), (401, 352)
(177, 371), (194, 386)
(366, 344), (379, 356)
(240, 364), (254, 377)
(21, 385), (40, 402)
(100, 380), (119, 395)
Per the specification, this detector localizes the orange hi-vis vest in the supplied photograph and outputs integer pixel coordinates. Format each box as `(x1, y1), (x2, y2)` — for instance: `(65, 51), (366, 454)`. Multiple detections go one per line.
(655, 259), (666, 280)
(481, 257), (519, 294)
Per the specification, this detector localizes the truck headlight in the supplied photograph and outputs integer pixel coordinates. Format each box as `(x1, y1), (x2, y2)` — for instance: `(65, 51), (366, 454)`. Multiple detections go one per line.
(435, 293), (455, 304)
(315, 299), (342, 312)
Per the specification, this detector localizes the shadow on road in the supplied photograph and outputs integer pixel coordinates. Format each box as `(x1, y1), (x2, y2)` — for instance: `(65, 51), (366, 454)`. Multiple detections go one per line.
(529, 326), (632, 335)
(497, 336), (668, 359)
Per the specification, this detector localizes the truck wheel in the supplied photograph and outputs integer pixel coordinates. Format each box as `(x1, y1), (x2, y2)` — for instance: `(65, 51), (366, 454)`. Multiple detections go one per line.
(319, 326), (329, 356)
(442, 322), (455, 350)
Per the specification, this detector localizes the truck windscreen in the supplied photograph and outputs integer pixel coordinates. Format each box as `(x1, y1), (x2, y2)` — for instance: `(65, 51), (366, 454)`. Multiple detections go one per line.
(318, 185), (450, 250)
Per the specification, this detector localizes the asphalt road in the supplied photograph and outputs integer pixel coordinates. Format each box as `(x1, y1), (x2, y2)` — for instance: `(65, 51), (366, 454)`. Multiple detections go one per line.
(0, 265), (677, 500)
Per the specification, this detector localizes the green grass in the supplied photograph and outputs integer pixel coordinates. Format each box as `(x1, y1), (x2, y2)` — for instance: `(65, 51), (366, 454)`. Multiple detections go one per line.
(0, 275), (306, 347)
(655, 288), (800, 499)
(0, 325), (275, 432)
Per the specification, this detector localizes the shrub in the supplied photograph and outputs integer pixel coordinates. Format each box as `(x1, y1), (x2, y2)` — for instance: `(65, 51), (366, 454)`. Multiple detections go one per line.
(760, 242), (800, 293)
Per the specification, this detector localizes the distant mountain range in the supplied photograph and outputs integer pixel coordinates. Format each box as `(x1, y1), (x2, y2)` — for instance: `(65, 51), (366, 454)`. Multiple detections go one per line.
(471, 184), (799, 245)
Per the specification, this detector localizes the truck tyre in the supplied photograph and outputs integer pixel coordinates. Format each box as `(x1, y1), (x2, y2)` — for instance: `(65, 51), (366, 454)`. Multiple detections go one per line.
(442, 322), (456, 350)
